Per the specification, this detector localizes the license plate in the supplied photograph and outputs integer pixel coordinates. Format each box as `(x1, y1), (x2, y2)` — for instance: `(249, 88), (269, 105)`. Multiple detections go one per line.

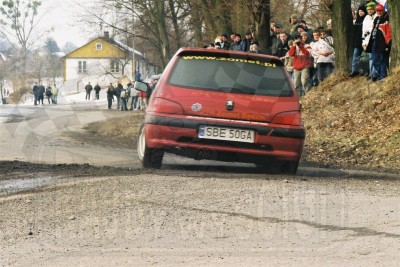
(198, 125), (255, 143)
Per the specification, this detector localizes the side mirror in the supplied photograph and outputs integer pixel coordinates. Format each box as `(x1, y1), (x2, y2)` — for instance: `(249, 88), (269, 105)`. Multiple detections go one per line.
(134, 81), (149, 92)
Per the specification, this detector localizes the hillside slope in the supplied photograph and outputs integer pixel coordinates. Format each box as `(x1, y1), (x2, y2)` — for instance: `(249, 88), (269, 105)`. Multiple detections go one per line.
(301, 68), (400, 173)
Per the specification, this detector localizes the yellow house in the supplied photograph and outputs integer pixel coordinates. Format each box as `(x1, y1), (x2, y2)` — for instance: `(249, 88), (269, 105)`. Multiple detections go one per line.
(62, 33), (157, 84)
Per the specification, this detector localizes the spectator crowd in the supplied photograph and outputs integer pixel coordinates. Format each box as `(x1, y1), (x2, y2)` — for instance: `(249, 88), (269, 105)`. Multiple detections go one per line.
(203, 0), (391, 97)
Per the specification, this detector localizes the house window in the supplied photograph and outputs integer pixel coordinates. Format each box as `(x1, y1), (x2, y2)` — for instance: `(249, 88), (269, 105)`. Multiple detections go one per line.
(110, 59), (120, 73)
(78, 61), (87, 74)
(96, 43), (102, 50)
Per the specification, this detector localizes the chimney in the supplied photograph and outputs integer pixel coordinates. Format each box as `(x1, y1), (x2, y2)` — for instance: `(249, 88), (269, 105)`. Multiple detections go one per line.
(104, 31), (109, 39)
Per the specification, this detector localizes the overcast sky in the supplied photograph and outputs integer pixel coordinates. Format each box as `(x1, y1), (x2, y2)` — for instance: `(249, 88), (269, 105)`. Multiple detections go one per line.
(39, 0), (92, 48)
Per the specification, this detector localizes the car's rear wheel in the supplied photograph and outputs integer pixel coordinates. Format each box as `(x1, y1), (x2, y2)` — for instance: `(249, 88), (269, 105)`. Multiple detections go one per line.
(280, 160), (299, 175)
(255, 158), (299, 175)
(137, 124), (164, 169)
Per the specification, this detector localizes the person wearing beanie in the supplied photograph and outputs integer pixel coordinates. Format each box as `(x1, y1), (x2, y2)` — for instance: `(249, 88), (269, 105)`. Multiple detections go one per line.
(229, 33), (246, 52)
(220, 33), (231, 50)
(350, 5), (368, 76)
(368, 3), (391, 81)
(243, 30), (253, 52)
(362, 1), (378, 79)
(289, 14), (301, 39)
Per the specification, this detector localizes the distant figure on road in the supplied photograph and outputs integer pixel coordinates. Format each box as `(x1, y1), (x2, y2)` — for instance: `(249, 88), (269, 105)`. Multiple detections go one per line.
(134, 71), (142, 82)
(32, 83), (39, 105)
(38, 84), (45, 105)
(51, 84), (59, 104)
(94, 83), (101, 100)
(106, 83), (115, 109)
(85, 82), (93, 100)
(45, 85), (53, 104)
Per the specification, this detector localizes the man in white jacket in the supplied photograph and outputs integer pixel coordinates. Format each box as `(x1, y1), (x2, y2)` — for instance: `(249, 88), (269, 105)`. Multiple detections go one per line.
(362, 2), (377, 79)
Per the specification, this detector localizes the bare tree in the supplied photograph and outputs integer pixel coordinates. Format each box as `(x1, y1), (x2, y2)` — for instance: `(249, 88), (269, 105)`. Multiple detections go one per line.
(331, 0), (353, 72)
(0, 0), (42, 76)
(387, 0), (399, 68)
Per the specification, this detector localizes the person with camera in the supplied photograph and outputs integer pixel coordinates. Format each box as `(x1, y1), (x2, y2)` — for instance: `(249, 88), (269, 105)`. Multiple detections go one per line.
(288, 34), (311, 97)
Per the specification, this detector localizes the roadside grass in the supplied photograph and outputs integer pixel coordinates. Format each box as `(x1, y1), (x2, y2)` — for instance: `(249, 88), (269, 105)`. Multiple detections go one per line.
(84, 112), (143, 148)
(301, 67), (400, 172)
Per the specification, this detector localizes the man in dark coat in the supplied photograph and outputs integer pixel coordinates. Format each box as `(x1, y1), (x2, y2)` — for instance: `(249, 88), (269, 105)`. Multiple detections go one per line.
(219, 34), (231, 50)
(32, 83), (39, 105)
(350, 5), (367, 76)
(38, 84), (45, 105)
(85, 82), (93, 100)
(94, 83), (101, 100)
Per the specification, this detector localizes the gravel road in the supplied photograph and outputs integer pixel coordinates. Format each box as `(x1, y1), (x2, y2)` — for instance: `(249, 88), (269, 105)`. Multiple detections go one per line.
(1, 103), (399, 266)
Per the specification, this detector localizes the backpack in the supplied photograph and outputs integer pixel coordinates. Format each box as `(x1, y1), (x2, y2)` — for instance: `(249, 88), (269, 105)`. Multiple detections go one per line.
(45, 87), (52, 96)
(355, 52), (369, 75)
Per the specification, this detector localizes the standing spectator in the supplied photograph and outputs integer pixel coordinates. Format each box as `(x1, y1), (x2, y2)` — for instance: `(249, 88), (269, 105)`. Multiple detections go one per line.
(249, 40), (263, 54)
(311, 30), (335, 83)
(138, 89), (147, 110)
(289, 34), (311, 97)
(275, 32), (290, 58)
(51, 84), (59, 104)
(115, 82), (123, 109)
(270, 23), (284, 56)
(326, 19), (333, 37)
(134, 71), (142, 82)
(289, 14), (301, 38)
(85, 82), (93, 100)
(299, 19), (313, 37)
(243, 30), (253, 52)
(362, 2), (378, 79)
(230, 34), (236, 44)
(369, 4), (391, 81)
(45, 85), (53, 104)
(350, 5), (367, 77)
(94, 83), (101, 100)
(230, 34), (246, 52)
(38, 83), (45, 105)
(220, 34), (231, 50)
(283, 43), (294, 80)
(120, 86), (128, 111)
(106, 83), (115, 109)
(32, 83), (39, 105)
(310, 31), (322, 86)
(130, 83), (140, 110)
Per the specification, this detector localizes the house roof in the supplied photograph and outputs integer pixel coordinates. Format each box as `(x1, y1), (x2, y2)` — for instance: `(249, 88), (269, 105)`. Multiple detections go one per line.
(63, 36), (144, 59)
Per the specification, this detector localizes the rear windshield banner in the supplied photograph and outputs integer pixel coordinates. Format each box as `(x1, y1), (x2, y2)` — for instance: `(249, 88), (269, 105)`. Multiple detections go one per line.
(182, 56), (277, 68)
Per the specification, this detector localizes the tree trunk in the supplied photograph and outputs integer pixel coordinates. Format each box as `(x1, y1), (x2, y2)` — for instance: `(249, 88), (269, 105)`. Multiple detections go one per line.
(251, 0), (271, 54)
(168, 0), (183, 50)
(387, 0), (399, 69)
(331, 0), (353, 73)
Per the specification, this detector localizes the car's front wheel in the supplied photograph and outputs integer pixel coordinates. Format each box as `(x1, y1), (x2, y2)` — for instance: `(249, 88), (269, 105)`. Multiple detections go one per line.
(137, 124), (164, 169)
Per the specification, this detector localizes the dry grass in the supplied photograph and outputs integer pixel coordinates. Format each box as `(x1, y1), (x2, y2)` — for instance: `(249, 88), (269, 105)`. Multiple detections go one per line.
(301, 67), (400, 172)
(84, 112), (144, 148)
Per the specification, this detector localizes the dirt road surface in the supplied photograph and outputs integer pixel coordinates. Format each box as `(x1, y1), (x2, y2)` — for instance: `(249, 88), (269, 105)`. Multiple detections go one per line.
(1, 101), (400, 266)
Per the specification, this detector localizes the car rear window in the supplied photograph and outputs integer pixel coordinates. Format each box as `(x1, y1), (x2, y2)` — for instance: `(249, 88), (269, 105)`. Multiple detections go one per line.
(168, 54), (293, 97)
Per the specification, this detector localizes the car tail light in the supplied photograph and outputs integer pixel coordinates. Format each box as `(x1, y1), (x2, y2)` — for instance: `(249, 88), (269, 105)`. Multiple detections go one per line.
(271, 111), (302, 126)
(151, 97), (184, 114)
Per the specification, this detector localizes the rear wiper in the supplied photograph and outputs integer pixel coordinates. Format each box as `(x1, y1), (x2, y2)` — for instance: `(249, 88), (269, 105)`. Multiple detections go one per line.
(219, 87), (253, 94)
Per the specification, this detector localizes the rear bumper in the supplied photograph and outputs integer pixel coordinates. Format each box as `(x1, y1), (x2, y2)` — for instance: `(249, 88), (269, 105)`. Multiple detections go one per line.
(144, 114), (305, 161)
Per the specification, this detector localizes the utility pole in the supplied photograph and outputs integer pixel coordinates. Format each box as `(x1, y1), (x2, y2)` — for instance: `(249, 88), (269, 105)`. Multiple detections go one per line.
(131, 1), (136, 81)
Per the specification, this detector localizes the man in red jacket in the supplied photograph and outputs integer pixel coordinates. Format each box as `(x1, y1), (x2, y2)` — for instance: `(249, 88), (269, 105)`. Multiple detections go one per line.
(289, 34), (311, 97)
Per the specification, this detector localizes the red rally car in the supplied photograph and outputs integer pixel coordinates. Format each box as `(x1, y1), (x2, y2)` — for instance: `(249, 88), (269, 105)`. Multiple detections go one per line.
(137, 47), (305, 174)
